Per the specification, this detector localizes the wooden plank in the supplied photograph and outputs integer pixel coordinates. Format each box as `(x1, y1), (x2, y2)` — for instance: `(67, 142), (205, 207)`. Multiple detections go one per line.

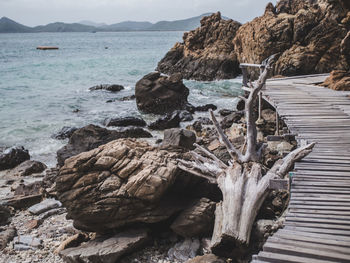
(257, 251), (337, 263)
(284, 225), (350, 236)
(288, 208), (350, 216)
(286, 216), (350, 225)
(263, 242), (350, 262)
(276, 229), (350, 244)
(285, 221), (350, 231)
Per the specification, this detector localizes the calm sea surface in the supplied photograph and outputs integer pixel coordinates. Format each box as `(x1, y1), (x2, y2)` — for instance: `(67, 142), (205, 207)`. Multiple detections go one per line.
(0, 32), (242, 166)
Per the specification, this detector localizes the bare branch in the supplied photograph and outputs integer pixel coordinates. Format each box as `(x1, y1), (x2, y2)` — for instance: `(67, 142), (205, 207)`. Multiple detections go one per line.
(209, 109), (244, 161)
(194, 143), (227, 169)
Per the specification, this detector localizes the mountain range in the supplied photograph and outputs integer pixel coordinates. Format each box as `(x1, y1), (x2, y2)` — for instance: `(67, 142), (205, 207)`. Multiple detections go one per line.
(0, 13), (230, 33)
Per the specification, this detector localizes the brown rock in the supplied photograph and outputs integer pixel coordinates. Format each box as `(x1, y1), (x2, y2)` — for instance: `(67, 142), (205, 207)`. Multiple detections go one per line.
(59, 229), (148, 263)
(157, 12), (241, 81)
(233, 1), (350, 78)
(135, 72), (189, 114)
(56, 124), (152, 166)
(186, 254), (225, 263)
(0, 205), (11, 226)
(322, 70), (350, 91)
(3, 194), (42, 210)
(56, 139), (186, 232)
(25, 219), (41, 230)
(55, 233), (89, 254)
(9, 160), (47, 176)
(162, 128), (196, 150)
(171, 198), (216, 237)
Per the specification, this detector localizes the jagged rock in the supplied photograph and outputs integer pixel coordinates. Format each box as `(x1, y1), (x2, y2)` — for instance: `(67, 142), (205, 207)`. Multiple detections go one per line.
(178, 110), (194, 122)
(157, 12), (241, 81)
(233, 1), (350, 78)
(0, 205), (11, 226)
(218, 109), (234, 117)
(186, 254), (225, 263)
(194, 104), (217, 112)
(0, 227), (16, 250)
(148, 112), (181, 130)
(119, 95), (136, 101)
(220, 111), (244, 129)
(196, 117), (212, 125)
(104, 116), (146, 127)
(53, 126), (79, 140)
(322, 70), (350, 91)
(3, 194), (42, 210)
(162, 128), (196, 150)
(28, 198), (62, 215)
(59, 229), (148, 263)
(0, 146), (30, 171)
(56, 139), (186, 232)
(171, 198), (216, 237)
(135, 72), (189, 114)
(168, 238), (200, 262)
(89, 84), (124, 92)
(10, 160), (47, 176)
(56, 124), (152, 166)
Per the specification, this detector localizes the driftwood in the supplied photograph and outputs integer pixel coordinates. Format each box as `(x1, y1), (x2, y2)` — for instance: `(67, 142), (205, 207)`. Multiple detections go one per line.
(178, 55), (315, 253)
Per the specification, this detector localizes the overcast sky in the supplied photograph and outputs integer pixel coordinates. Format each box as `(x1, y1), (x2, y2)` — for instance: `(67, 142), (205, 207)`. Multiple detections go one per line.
(1, 0), (277, 26)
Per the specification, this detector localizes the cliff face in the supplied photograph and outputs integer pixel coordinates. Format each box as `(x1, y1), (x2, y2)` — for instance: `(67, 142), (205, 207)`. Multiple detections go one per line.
(156, 12), (242, 81)
(158, 1), (350, 80)
(234, 0), (350, 76)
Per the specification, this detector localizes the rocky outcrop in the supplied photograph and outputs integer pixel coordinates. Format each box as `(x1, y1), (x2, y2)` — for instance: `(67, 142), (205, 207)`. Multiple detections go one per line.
(56, 139), (186, 232)
(233, 0), (350, 77)
(53, 126), (78, 140)
(171, 198), (216, 237)
(104, 116), (146, 127)
(322, 70), (350, 91)
(60, 229), (149, 263)
(162, 128), (196, 150)
(56, 124), (152, 166)
(157, 12), (241, 81)
(0, 146), (30, 171)
(9, 160), (47, 176)
(89, 84), (124, 92)
(135, 72), (189, 114)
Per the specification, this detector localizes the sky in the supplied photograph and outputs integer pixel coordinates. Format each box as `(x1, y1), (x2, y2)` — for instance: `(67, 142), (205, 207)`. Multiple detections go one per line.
(1, 0), (277, 27)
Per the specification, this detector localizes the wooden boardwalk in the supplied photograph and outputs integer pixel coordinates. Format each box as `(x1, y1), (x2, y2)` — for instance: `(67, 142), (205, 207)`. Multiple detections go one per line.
(252, 75), (350, 263)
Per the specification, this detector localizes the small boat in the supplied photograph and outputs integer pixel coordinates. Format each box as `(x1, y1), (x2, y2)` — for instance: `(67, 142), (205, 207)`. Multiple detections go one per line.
(36, 46), (59, 50)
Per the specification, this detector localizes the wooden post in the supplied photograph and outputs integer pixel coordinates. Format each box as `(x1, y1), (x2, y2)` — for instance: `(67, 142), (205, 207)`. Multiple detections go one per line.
(258, 91), (262, 122)
(241, 66), (248, 87)
(275, 110), (279, 135)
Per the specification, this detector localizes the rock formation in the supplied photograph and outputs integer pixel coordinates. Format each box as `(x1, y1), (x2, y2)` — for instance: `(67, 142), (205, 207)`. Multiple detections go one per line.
(158, 1), (350, 80)
(56, 124), (152, 166)
(0, 146), (30, 171)
(135, 72), (189, 114)
(89, 84), (124, 92)
(234, 0), (350, 77)
(322, 70), (350, 91)
(56, 139), (187, 232)
(157, 12), (241, 81)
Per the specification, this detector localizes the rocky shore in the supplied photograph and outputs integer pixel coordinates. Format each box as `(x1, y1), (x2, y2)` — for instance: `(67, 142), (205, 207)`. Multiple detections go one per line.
(1, 0), (348, 262)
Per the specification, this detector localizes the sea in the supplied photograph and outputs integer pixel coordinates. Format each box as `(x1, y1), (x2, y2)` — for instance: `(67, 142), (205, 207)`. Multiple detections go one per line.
(0, 31), (243, 167)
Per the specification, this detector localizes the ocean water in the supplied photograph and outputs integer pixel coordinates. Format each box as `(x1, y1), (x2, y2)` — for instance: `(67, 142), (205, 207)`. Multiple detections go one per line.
(0, 32), (243, 166)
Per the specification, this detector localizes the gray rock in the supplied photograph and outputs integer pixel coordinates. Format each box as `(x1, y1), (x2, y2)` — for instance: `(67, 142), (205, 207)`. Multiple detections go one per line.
(171, 198), (216, 237)
(28, 198), (62, 215)
(168, 238), (200, 262)
(53, 126), (79, 140)
(104, 116), (146, 127)
(148, 112), (181, 130)
(89, 84), (124, 92)
(13, 235), (42, 248)
(59, 228), (149, 263)
(10, 160), (47, 176)
(162, 128), (196, 150)
(0, 146), (30, 171)
(14, 244), (34, 251)
(38, 207), (66, 220)
(194, 104), (217, 112)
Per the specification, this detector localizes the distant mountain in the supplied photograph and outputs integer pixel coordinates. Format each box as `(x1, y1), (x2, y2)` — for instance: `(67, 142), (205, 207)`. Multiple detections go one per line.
(78, 20), (107, 27)
(34, 22), (96, 32)
(101, 21), (153, 31)
(0, 17), (34, 33)
(0, 13), (232, 33)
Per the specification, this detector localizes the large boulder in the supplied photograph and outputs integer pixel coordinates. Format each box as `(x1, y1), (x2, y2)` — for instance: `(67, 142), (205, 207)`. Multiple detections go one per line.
(135, 72), (189, 114)
(233, 1), (350, 77)
(0, 146), (30, 171)
(56, 139), (186, 232)
(322, 70), (350, 91)
(162, 128), (196, 150)
(56, 124), (152, 166)
(157, 12), (242, 81)
(9, 160), (47, 176)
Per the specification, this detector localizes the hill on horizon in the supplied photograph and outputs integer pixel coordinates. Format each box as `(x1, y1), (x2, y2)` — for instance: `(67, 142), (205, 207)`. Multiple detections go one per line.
(0, 13), (233, 33)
